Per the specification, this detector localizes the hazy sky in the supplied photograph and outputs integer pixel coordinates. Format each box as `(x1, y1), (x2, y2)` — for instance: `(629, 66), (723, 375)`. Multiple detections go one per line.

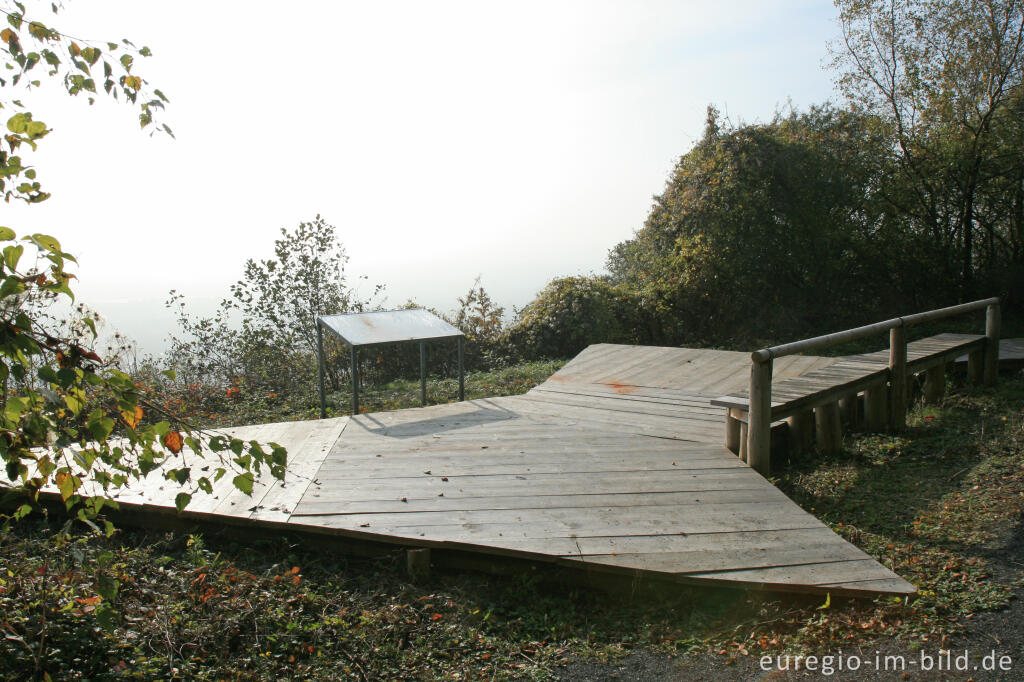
(6, 0), (841, 353)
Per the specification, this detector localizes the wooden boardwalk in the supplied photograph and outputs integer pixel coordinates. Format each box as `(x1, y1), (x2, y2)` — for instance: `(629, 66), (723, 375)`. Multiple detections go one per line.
(956, 337), (1024, 369)
(57, 344), (922, 598)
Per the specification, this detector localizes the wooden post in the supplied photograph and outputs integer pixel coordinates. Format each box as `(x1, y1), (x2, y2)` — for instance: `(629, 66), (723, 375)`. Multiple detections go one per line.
(839, 392), (859, 428)
(967, 349), (984, 383)
(788, 409), (814, 454)
(864, 384), (889, 431)
(984, 301), (1001, 386)
(725, 409), (742, 455)
(747, 358), (773, 476)
(815, 402), (842, 455)
(406, 548), (431, 581)
(738, 422), (748, 463)
(923, 362), (946, 404)
(350, 345), (360, 416)
(317, 322), (327, 419)
(419, 341), (427, 407)
(889, 324), (907, 431)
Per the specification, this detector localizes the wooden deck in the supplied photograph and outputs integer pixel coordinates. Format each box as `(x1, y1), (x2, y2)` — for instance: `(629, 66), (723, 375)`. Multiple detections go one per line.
(956, 337), (1024, 369)
(52, 344), (920, 598)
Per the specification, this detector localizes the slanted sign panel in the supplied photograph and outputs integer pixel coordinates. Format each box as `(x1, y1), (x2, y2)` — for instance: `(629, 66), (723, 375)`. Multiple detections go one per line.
(316, 308), (466, 415)
(318, 309), (463, 348)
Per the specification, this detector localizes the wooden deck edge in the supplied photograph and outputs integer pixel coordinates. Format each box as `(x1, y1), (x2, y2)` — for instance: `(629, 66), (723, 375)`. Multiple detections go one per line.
(17, 491), (914, 600)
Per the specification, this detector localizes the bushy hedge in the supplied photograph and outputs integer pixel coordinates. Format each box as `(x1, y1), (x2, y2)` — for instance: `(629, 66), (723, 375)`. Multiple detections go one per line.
(504, 276), (652, 360)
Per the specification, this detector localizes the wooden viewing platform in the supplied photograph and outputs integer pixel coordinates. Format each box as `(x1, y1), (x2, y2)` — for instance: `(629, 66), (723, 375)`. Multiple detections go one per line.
(36, 298), (1017, 598)
(46, 342), (941, 599)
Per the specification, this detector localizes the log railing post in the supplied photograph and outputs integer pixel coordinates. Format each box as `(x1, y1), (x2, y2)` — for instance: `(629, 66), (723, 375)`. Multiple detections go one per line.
(923, 362), (946, 404)
(889, 323), (907, 431)
(787, 409), (814, 454)
(739, 297), (998, 462)
(747, 357), (773, 475)
(984, 301), (1001, 386)
(814, 402), (842, 455)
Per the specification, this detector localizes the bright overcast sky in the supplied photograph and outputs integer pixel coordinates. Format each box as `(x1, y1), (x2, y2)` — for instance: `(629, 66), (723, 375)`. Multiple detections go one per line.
(6, 0), (841, 353)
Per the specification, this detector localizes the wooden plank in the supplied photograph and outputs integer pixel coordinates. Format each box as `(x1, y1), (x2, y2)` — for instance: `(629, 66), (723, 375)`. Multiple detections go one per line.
(306, 499), (827, 539)
(293, 469), (773, 508)
(315, 451), (747, 478)
(518, 391), (726, 423)
(293, 487), (792, 516)
(495, 398), (723, 441)
(560, 527), (843, 555)
(815, 578), (918, 595)
(254, 417), (349, 522)
(559, 542), (872, 574)
(530, 383), (723, 410)
(689, 558), (915, 592)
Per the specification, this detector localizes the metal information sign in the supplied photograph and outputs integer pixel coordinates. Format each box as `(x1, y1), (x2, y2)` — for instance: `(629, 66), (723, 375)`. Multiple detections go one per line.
(316, 309), (465, 417)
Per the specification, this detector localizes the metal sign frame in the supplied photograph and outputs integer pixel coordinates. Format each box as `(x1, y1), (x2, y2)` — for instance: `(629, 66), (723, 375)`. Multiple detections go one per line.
(316, 309), (465, 417)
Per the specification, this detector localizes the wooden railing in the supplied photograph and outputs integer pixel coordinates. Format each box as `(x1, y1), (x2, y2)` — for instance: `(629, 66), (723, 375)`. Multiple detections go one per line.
(745, 298), (1001, 475)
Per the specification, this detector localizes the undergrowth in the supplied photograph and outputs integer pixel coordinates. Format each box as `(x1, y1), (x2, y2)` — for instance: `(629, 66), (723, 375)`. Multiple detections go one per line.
(1, 370), (1022, 679)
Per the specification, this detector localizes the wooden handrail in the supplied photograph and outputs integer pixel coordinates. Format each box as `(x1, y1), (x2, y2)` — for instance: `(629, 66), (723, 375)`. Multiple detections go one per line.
(745, 298), (1001, 476)
(751, 297), (1000, 363)
(751, 318), (900, 363)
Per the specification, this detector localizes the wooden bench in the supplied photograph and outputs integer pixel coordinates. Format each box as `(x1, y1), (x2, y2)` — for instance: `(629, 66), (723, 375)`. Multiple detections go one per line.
(710, 333), (987, 460)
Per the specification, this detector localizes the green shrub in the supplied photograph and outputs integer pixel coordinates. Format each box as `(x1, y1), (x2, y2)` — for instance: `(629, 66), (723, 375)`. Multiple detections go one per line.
(505, 276), (651, 360)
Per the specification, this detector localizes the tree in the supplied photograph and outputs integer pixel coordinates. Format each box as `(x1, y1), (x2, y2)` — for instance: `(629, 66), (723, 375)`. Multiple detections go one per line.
(607, 105), (916, 345)
(0, 1), (284, 528)
(167, 217), (381, 397)
(831, 0), (1024, 299)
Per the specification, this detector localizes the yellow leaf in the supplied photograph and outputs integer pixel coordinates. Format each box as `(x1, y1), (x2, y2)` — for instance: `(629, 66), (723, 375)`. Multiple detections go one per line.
(0, 29), (15, 45)
(124, 76), (141, 90)
(55, 472), (74, 501)
(122, 405), (143, 428)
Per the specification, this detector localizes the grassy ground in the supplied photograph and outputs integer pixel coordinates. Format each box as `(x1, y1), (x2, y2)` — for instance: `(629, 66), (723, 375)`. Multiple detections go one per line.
(1, 368), (1022, 680)
(174, 360), (567, 430)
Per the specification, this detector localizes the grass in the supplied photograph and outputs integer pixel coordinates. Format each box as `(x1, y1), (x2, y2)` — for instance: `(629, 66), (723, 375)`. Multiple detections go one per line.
(169, 359), (567, 430)
(349, 360), (568, 416)
(2, 368), (1023, 679)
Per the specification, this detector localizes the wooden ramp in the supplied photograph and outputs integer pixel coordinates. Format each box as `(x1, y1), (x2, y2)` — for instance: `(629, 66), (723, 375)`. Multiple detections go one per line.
(955, 337), (1024, 369)
(45, 345), (916, 598)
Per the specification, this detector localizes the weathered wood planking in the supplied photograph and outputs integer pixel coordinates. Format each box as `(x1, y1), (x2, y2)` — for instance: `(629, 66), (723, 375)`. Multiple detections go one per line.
(285, 390), (914, 597)
(850, 333), (986, 371)
(954, 337), (1024, 368)
(32, 344), (916, 598)
(539, 344), (836, 396)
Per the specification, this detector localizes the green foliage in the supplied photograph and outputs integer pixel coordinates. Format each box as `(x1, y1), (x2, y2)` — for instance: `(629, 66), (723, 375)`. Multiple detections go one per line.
(166, 216), (381, 398)
(599, 0), (1024, 349)
(608, 105), (917, 346)
(0, 1), (171, 206)
(2, 374), (1022, 678)
(450, 277), (507, 369)
(0, 228), (286, 523)
(0, 1), (285, 526)
(505, 276), (649, 359)
(832, 0), (1024, 302)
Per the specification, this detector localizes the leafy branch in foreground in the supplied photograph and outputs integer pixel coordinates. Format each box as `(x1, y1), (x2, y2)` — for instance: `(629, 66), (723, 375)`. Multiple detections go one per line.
(0, 1), (285, 526)
(0, 228), (286, 526)
(1, 0), (172, 206)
